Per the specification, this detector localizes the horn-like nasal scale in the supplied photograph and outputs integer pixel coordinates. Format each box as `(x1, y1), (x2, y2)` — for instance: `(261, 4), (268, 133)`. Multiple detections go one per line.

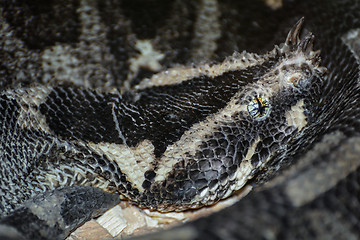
(285, 17), (305, 47)
(269, 18), (326, 89)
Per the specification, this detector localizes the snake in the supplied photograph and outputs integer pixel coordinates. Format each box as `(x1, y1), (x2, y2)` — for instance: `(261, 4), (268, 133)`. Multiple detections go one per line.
(0, 0), (360, 239)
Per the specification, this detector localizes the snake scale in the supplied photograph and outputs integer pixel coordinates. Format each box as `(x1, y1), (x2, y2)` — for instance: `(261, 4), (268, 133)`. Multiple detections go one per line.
(0, 0), (360, 239)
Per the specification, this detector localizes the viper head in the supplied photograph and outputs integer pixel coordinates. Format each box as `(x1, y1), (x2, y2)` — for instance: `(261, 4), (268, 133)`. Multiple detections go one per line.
(151, 18), (327, 211)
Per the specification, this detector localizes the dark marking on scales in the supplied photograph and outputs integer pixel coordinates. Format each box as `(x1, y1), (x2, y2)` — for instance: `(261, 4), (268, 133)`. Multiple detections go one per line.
(40, 60), (278, 157)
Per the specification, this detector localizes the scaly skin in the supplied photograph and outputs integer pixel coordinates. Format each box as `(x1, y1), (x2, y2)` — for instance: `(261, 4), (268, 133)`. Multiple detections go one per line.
(0, 0), (359, 239)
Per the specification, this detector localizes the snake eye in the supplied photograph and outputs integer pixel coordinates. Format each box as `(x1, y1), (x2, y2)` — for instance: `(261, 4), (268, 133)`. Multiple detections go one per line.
(247, 97), (271, 120)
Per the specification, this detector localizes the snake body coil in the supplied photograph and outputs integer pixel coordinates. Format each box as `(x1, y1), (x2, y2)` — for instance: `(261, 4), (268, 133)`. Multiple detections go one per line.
(0, 0), (360, 239)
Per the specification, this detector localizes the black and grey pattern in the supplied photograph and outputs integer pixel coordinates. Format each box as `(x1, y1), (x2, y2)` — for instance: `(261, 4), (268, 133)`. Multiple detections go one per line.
(0, 0), (360, 239)
(1, 17), (322, 212)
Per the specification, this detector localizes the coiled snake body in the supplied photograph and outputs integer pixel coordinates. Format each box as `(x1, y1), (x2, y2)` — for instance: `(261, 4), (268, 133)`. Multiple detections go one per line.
(0, 0), (360, 239)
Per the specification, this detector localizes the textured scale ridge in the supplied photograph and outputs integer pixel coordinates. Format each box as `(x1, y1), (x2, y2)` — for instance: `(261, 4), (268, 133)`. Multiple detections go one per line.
(0, 0), (360, 239)
(1, 19), (323, 213)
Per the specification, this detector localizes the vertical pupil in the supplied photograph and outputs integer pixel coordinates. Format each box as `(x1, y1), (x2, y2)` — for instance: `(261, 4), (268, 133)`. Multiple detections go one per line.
(247, 97), (270, 120)
(256, 98), (265, 115)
